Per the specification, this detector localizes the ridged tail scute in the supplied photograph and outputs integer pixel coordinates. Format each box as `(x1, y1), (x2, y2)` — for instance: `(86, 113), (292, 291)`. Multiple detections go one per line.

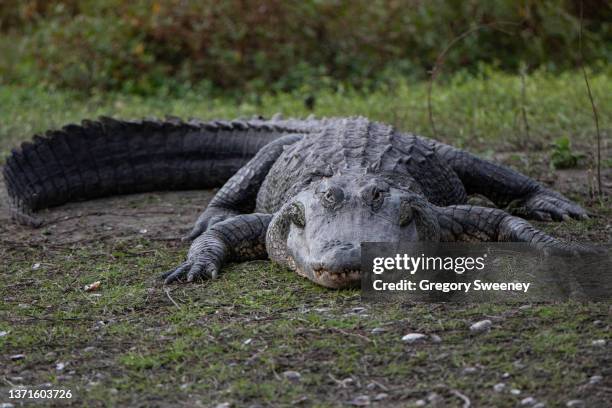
(3, 116), (299, 227)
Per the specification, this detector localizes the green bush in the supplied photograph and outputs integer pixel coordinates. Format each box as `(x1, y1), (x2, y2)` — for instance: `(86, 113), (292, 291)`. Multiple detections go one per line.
(1, 0), (610, 94)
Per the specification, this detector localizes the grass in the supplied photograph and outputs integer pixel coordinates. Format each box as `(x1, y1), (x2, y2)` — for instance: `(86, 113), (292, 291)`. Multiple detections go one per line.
(1, 67), (611, 158)
(1, 69), (611, 406)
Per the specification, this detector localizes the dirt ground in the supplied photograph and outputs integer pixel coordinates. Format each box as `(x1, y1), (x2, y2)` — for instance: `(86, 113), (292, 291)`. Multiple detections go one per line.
(1, 160), (611, 407)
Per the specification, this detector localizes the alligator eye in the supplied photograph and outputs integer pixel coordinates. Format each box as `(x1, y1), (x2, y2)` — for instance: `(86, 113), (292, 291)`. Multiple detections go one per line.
(288, 202), (306, 228)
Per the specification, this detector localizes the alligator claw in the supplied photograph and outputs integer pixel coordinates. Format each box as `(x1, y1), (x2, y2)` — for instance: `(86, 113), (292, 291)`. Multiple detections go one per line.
(511, 189), (588, 222)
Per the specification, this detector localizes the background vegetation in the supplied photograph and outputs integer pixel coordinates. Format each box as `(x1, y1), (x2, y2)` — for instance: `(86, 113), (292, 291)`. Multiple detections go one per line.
(1, 0), (611, 95)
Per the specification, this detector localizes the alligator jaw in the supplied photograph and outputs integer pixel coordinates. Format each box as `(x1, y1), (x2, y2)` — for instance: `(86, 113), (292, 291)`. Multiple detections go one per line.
(309, 268), (361, 289)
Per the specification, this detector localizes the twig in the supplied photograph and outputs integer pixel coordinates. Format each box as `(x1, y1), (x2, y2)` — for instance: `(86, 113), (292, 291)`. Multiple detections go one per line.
(578, 0), (602, 196)
(331, 327), (372, 343)
(164, 287), (182, 309)
(451, 389), (471, 408)
(519, 63), (531, 145)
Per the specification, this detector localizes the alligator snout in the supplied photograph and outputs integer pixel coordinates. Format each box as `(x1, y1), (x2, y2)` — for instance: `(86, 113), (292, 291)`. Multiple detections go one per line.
(310, 241), (361, 288)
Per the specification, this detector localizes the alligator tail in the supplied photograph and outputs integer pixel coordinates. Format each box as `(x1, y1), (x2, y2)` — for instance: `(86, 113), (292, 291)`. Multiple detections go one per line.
(3, 116), (301, 227)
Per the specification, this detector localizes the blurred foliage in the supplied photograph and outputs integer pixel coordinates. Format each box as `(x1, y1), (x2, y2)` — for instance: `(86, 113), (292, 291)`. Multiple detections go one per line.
(0, 0), (610, 94)
(551, 135), (585, 169)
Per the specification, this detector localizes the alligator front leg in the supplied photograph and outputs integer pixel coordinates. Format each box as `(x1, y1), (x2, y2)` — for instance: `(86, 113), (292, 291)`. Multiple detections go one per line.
(436, 205), (596, 255)
(186, 134), (302, 240)
(163, 213), (272, 283)
(426, 138), (588, 221)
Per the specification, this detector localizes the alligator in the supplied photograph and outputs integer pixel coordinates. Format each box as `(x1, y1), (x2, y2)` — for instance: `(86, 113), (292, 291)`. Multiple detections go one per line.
(3, 116), (592, 288)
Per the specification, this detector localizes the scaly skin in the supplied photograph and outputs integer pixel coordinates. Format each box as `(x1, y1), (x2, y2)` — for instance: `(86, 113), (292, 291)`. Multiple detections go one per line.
(4, 116), (592, 288)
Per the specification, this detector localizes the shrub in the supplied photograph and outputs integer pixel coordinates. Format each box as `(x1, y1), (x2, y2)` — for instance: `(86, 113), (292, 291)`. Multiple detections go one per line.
(1, 0), (610, 94)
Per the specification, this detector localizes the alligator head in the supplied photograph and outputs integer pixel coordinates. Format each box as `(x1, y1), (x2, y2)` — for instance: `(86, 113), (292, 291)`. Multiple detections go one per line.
(267, 173), (440, 288)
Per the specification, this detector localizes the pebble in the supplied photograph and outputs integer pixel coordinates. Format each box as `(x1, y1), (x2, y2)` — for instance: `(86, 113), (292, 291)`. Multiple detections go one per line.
(401, 333), (428, 343)
(533, 403), (546, 408)
(592, 320), (604, 327)
(139, 228), (148, 234)
(214, 404), (231, 408)
(510, 389), (521, 395)
(430, 334), (442, 343)
(589, 375), (603, 384)
(566, 400), (584, 408)
(32, 263), (41, 270)
(56, 362), (66, 371)
(502, 372), (511, 379)
(521, 397), (536, 406)
(373, 393), (388, 401)
(414, 400), (426, 407)
(352, 307), (367, 314)
(462, 367), (478, 375)
(493, 383), (506, 392)
(591, 339), (606, 347)
(348, 395), (370, 406)
(371, 327), (386, 334)
(243, 338), (252, 345)
(470, 319), (492, 332)
(282, 370), (301, 383)
(0, 403), (15, 408)
(84, 346), (96, 353)
(10, 354), (25, 361)
(0, 331), (7, 337)
(427, 392), (442, 403)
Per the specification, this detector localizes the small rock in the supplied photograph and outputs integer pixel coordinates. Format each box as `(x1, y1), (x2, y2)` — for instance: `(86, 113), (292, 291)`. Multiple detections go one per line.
(139, 228), (148, 234)
(430, 334), (442, 343)
(401, 333), (427, 343)
(493, 383), (506, 392)
(18, 303), (29, 309)
(179, 383), (189, 390)
(519, 304), (532, 310)
(592, 320), (604, 327)
(8, 377), (24, 382)
(414, 400), (426, 407)
(371, 327), (387, 334)
(589, 375), (603, 384)
(348, 395), (370, 406)
(462, 367), (478, 375)
(282, 370), (301, 383)
(373, 393), (388, 401)
(566, 400), (584, 408)
(243, 338), (252, 345)
(0, 331), (8, 337)
(352, 307), (367, 314)
(427, 392), (442, 403)
(56, 362), (66, 371)
(511, 389), (521, 395)
(502, 372), (511, 379)
(10, 354), (25, 361)
(521, 397), (536, 406)
(84, 346), (96, 353)
(214, 403), (231, 408)
(32, 263), (41, 270)
(109, 388), (118, 395)
(470, 319), (492, 332)
(591, 339), (606, 347)
(1, 403), (15, 408)
(533, 403), (546, 408)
